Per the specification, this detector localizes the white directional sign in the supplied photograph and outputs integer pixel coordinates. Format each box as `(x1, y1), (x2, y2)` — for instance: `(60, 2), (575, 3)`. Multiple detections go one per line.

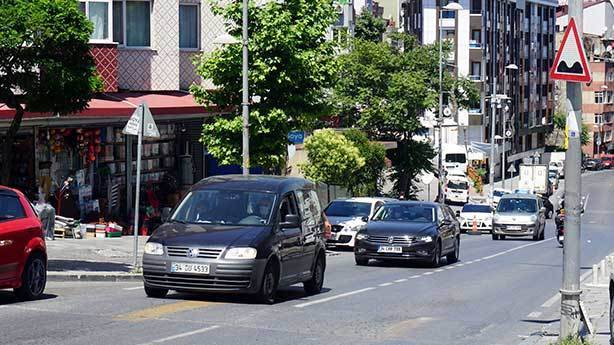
(507, 164), (517, 174)
(123, 103), (160, 138)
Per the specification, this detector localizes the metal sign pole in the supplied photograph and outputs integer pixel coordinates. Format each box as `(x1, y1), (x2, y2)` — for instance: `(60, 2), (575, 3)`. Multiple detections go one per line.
(133, 105), (143, 270)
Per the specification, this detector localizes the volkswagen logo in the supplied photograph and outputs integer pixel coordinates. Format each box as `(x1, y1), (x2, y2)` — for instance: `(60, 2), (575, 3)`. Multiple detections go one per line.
(187, 248), (200, 258)
(388, 236), (395, 244)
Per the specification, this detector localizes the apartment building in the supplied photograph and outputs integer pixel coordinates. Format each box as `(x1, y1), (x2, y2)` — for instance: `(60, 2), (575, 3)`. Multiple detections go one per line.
(402, 0), (556, 176)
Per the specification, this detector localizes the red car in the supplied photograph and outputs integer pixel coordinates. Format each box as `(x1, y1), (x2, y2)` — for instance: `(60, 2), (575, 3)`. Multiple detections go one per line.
(602, 156), (613, 169)
(0, 186), (47, 300)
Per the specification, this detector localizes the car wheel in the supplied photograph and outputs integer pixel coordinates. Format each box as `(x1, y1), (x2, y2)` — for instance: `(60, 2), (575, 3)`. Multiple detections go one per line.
(539, 228), (546, 241)
(430, 241), (442, 268)
(500, 235), (506, 240)
(144, 285), (169, 298)
(446, 237), (460, 264)
(533, 231), (540, 241)
(355, 256), (369, 266)
(304, 254), (325, 295)
(257, 261), (278, 304)
(609, 284), (614, 344)
(492, 233), (499, 240)
(14, 253), (47, 301)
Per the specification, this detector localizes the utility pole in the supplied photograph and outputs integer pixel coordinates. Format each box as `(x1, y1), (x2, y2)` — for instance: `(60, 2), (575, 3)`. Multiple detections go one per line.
(560, 4), (584, 338)
(489, 0), (498, 200)
(241, 0), (250, 176)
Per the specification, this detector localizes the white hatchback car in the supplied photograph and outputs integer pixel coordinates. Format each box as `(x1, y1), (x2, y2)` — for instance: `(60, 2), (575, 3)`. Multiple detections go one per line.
(324, 197), (396, 248)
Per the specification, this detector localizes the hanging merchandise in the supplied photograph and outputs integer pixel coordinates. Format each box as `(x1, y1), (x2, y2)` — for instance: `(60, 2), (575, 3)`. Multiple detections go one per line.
(75, 129), (102, 164)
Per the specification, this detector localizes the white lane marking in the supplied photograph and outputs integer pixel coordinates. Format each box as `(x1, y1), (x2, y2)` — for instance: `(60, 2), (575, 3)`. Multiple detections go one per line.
(137, 325), (221, 345)
(455, 263), (465, 267)
(409, 275), (421, 279)
(527, 311), (542, 318)
(379, 282), (394, 287)
(394, 279), (408, 283)
(123, 286), (143, 291)
(294, 287), (376, 308)
(474, 258), (483, 262)
(423, 272), (434, 276)
(541, 293), (560, 308)
(584, 193), (590, 211)
(465, 261), (475, 264)
(434, 269), (444, 273)
(444, 266), (454, 270)
(540, 270), (592, 308)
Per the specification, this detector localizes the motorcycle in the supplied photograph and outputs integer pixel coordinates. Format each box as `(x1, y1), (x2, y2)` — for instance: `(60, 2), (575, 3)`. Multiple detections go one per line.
(555, 209), (565, 246)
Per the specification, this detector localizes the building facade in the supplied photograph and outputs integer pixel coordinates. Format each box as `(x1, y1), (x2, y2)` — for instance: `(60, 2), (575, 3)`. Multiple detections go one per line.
(403, 0), (556, 176)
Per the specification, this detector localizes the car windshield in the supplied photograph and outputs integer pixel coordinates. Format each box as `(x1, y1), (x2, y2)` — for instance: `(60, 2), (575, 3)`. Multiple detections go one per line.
(445, 153), (466, 164)
(325, 201), (372, 217)
(461, 204), (491, 213)
(171, 190), (276, 226)
(496, 198), (538, 214)
(493, 190), (507, 197)
(447, 181), (468, 190)
(372, 204), (435, 223)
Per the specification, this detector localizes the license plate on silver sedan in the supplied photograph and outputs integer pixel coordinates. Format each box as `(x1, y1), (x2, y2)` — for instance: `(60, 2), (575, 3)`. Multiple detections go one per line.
(171, 262), (210, 274)
(378, 246), (402, 253)
(507, 226), (522, 230)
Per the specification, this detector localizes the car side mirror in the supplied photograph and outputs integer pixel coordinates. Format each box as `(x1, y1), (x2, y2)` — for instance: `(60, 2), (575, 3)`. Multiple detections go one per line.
(455, 210), (461, 218)
(280, 214), (300, 229)
(161, 207), (172, 223)
(361, 216), (369, 223)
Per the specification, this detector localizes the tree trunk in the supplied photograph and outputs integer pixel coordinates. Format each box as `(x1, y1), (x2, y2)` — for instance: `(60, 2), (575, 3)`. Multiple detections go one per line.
(0, 102), (24, 186)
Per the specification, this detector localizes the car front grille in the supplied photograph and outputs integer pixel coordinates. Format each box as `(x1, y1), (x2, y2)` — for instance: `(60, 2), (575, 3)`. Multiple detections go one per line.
(368, 235), (414, 245)
(143, 272), (251, 291)
(166, 246), (223, 259)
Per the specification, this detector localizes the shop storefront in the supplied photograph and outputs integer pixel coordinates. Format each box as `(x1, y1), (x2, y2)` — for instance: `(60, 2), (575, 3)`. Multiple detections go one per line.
(0, 92), (224, 234)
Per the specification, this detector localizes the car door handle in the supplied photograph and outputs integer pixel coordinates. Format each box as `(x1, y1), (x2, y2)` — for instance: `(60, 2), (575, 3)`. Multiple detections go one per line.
(0, 240), (13, 247)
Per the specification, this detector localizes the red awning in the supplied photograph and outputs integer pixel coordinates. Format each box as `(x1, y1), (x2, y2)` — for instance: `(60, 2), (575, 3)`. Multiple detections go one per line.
(0, 91), (223, 120)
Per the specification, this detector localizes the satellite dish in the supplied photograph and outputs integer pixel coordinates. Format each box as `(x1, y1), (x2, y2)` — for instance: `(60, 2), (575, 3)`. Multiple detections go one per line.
(443, 107), (452, 117)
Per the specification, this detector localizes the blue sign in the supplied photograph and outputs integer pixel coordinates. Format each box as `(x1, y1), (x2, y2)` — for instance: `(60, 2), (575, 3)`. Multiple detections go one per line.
(288, 131), (305, 144)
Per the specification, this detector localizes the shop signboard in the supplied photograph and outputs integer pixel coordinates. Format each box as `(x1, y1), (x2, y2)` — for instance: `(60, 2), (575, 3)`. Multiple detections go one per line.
(288, 131), (305, 144)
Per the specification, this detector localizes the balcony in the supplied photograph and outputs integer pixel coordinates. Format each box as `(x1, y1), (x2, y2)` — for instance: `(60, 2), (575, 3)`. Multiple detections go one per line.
(469, 40), (482, 49)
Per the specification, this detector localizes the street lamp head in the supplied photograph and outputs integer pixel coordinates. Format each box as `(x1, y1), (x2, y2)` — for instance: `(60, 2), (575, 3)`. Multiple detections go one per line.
(443, 2), (463, 10)
(213, 33), (240, 45)
(505, 63), (519, 70)
(494, 135), (503, 141)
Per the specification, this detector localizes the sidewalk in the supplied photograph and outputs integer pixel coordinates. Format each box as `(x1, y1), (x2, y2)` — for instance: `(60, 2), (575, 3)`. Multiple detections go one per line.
(46, 236), (147, 282)
(519, 255), (613, 345)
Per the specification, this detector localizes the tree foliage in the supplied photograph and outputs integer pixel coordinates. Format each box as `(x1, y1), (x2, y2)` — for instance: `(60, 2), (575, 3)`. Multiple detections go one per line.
(300, 129), (365, 188)
(0, 0), (99, 184)
(342, 129), (386, 196)
(354, 8), (386, 43)
(553, 110), (590, 148)
(192, 0), (338, 171)
(331, 34), (479, 196)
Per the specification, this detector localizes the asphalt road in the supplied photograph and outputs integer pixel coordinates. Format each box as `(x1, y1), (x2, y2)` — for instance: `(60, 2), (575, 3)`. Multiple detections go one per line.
(1, 171), (614, 345)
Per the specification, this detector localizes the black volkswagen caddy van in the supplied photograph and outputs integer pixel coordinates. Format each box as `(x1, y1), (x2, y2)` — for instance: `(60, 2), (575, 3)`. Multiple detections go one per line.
(142, 175), (327, 304)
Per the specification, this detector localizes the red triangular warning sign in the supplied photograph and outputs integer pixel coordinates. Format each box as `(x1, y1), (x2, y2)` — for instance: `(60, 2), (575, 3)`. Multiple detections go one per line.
(550, 18), (592, 83)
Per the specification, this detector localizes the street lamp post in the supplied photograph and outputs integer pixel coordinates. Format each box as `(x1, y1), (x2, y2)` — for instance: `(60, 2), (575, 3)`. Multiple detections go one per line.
(437, 1), (463, 203)
(502, 64), (518, 190)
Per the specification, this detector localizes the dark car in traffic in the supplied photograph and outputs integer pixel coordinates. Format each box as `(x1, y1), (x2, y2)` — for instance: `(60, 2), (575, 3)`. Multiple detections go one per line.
(142, 175), (327, 304)
(585, 159), (603, 171)
(354, 201), (460, 267)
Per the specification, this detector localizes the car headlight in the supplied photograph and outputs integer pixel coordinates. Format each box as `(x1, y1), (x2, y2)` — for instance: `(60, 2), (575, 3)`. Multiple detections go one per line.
(529, 215), (537, 223)
(493, 214), (501, 223)
(419, 236), (433, 243)
(224, 247), (257, 260)
(144, 242), (164, 256)
(356, 233), (369, 240)
(345, 224), (367, 232)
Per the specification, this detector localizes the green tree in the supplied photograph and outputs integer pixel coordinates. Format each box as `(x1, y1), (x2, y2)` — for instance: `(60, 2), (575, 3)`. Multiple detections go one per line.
(332, 34), (478, 196)
(343, 129), (386, 196)
(300, 129), (365, 189)
(192, 0), (338, 171)
(553, 110), (590, 149)
(0, 0), (99, 185)
(354, 7), (386, 43)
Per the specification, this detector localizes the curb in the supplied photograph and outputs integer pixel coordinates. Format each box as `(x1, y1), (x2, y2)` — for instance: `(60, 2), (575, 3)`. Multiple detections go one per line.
(48, 272), (143, 282)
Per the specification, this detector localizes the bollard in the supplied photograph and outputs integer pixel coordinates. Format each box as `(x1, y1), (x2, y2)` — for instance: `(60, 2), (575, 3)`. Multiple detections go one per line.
(601, 260), (607, 283)
(593, 264), (599, 285)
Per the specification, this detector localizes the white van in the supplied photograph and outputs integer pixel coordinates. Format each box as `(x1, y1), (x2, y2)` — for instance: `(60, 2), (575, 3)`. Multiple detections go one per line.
(443, 145), (468, 173)
(445, 177), (470, 204)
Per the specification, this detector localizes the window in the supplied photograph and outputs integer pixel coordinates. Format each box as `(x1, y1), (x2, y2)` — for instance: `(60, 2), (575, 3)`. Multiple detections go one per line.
(80, 1), (113, 41)
(296, 190), (322, 227)
(471, 29), (480, 43)
(595, 114), (604, 124)
(595, 91), (605, 104)
(471, 61), (481, 76)
(0, 195), (26, 221)
(279, 194), (299, 223)
(113, 0), (151, 47)
(179, 4), (199, 49)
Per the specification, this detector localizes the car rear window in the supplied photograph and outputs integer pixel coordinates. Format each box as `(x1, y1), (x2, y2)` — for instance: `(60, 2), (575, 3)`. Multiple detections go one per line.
(461, 204), (491, 213)
(0, 195), (26, 221)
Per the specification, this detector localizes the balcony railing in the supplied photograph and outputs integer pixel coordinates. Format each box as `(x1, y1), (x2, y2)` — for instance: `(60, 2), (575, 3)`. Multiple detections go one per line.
(469, 40), (482, 49)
